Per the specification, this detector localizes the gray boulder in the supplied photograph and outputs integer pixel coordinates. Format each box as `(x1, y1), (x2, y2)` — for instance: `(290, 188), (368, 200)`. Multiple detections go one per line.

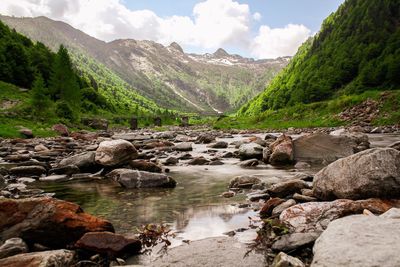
(58, 152), (97, 172)
(95, 140), (138, 167)
(174, 142), (193, 151)
(238, 143), (263, 160)
(293, 133), (356, 163)
(229, 175), (261, 189)
(312, 214), (400, 267)
(107, 169), (176, 188)
(313, 148), (400, 200)
(272, 252), (305, 267)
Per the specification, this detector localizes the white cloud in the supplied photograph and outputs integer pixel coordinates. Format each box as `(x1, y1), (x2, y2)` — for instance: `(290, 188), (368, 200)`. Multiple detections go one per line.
(251, 24), (311, 59)
(0, 0), (312, 59)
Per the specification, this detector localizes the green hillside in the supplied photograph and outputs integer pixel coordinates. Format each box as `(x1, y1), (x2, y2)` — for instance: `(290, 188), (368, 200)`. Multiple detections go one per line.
(240, 0), (400, 115)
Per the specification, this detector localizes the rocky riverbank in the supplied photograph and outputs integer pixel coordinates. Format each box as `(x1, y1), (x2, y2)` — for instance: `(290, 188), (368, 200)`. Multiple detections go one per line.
(0, 124), (399, 266)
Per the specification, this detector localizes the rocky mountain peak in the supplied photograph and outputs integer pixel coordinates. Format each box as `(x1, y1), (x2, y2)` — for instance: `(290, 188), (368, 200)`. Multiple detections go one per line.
(213, 48), (229, 58)
(169, 42), (184, 53)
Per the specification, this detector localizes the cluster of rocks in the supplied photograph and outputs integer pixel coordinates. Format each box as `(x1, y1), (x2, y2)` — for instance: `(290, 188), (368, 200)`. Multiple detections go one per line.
(224, 130), (400, 266)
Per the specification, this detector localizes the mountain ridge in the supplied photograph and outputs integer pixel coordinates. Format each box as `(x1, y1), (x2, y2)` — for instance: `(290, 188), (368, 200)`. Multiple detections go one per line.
(0, 15), (289, 114)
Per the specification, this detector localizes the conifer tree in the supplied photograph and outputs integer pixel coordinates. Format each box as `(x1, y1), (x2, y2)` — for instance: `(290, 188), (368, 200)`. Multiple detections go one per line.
(31, 72), (50, 116)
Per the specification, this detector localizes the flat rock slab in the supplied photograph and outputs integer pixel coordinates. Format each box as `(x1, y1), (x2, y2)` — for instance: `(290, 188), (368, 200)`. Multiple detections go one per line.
(312, 214), (400, 267)
(149, 237), (265, 267)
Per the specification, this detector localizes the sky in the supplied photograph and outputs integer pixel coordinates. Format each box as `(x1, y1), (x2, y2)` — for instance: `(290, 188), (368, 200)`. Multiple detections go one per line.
(0, 0), (345, 59)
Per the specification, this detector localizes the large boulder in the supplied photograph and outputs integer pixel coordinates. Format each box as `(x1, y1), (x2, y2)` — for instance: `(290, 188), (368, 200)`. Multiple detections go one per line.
(313, 148), (400, 200)
(279, 198), (397, 233)
(75, 231), (141, 257)
(269, 134), (294, 165)
(107, 169), (176, 188)
(0, 198), (114, 248)
(0, 249), (75, 267)
(312, 212), (400, 267)
(58, 152), (97, 172)
(95, 139), (138, 167)
(293, 133), (356, 163)
(238, 143), (264, 160)
(129, 160), (162, 173)
(268, 179), (310, 198)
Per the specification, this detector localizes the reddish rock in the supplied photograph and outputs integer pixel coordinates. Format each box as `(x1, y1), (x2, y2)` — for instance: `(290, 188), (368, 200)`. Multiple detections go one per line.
(260, 198), (285, 217)
(269, 134), (294, 165)
(0, 198), (114, 248)
(52, 124), (69, 136)
(75, 232), (141, 256)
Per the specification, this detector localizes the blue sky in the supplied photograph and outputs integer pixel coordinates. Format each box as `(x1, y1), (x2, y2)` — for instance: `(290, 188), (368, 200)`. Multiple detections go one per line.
(1, 0), (345, 58)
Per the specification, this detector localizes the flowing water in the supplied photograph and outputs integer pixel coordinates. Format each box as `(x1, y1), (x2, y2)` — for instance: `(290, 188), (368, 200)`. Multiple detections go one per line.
(37, 133), (399, 264)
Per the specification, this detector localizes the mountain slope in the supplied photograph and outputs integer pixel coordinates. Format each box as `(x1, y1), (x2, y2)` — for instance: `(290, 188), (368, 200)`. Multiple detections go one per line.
(0, 15), (288, 114)
(240, 0), (400, 115)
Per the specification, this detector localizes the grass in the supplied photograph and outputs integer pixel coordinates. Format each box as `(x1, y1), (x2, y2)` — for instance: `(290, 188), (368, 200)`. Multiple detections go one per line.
(214, 90), (400, 130)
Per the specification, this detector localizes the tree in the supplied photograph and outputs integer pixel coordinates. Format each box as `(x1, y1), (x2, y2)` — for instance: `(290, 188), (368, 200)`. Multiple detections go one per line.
(49, 45), (81, 117)
(31, 73), (50, 116)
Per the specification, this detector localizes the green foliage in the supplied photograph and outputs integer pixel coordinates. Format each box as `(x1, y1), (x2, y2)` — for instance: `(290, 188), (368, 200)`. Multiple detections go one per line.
(55, 101), (75, 122)
(31, 72), (51, 116)
(241, 0), (400, 115)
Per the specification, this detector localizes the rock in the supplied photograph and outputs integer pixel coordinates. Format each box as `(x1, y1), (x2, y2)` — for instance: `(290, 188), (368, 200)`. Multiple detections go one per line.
(9, 166), (46, 176)
(17, 177), (36, 184)
(196, 134), (215, 144)
(4, 154), (31, 162)
(389, 141), (400, 151)
(39, 175), (69, 182)
(229, 175), (261, 189)
(293, 133), (356, 163)
(58, 152), (97, 172)
(208, 141), (228, 149)
(311, 215), (400, 267)
(380, 208), (400, 219)
(238, 143), (264, 160)
(129, 160), (162, 173)
(0, 249), (75, 267)
(272, 252), (305, 267)
(0, 197), (114, 248)
(188, 157), (210, 165)
(164, 157), (179, 166)
(75, 231), (141, 257)
(95, 139), (138, 167)
(313, 148), (400, 200)
(247, 192), (270, 202)
(269, 134), (294, 165)
(279, 198), (397, 233)
(268, 179), (310, 198)
(221, 191), (235, 198)
(209, 160), (224, 165)
(272, 232), (320, 252)
(49, 165), (80, 176)
(238, 159), (259, 168)
(18, 128), (33, 138)
(272, 199), (297, 215)
(51, 124), (69, 136)
(292, 193), (317, 202)
(262, 147), (271, 163)
(174, 142), (193, 151)
(107, 169), (176, 188)
(0, 238), (28, 259)
(149, 237), (264, 267)
(264, 133), (278, 141)
(294, 161), (311, 169)
(34, 144), (49, 152)
(260, 198), (285, 217)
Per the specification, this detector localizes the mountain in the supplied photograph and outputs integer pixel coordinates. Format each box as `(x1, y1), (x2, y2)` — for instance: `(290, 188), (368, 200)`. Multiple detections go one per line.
(0, 15), (289, 114)
(240, 0), (400, 115)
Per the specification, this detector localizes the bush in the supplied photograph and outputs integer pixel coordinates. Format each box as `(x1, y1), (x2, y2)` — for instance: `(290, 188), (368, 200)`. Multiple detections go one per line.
(55, 101), (75, 121)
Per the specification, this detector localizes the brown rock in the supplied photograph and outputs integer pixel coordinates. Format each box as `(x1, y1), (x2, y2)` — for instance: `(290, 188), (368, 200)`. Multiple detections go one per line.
(269, 134), (294, 165)
(129, 160), (162, 173)
(0, 197), (114, 248)
(95, 139), (138, 167)
(0, 250), (75, 267)
(75, 232), (141, 256)
(260, 198), (285, 218)
(52, 124), (69, 136)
